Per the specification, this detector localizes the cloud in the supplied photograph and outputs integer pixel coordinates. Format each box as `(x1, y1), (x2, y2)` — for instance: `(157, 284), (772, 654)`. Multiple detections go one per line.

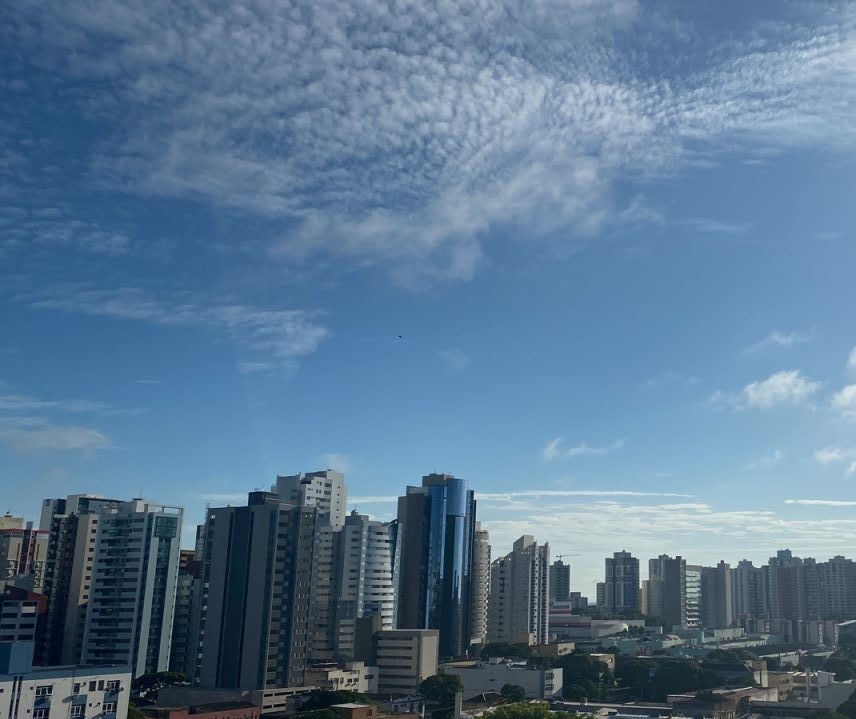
(315, 452), (353, 475)
(813, 446), (856, 478)
(347, 488), (694, 505)
(5, 2), (856, 283)
(0, 424), (110, 451)
(542, 437), (625, 461)
(438, 349), (472, 375)
(24, 286), (330, 369)
(785, 499), (856, 507)
(746, 449), (784, 470)
(832, 385), (856, 420)
(711, 369), (821, 410)
(743, 331), (810, 354)
(848, 346), (856, 370)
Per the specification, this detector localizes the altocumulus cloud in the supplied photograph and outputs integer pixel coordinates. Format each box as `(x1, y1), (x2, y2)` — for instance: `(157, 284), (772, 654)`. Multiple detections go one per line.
(4, 2), (856, 284)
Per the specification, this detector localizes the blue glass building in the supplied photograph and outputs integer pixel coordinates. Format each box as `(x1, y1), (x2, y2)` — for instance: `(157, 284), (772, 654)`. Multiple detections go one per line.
(396, 473), (476, 658)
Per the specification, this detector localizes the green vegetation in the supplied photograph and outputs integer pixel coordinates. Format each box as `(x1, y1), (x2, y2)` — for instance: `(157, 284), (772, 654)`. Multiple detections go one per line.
(419, 672), (464, 705)
(500, 684), (527, 703)
(556, 651), (613, 700)
(614, 657), (719, 702)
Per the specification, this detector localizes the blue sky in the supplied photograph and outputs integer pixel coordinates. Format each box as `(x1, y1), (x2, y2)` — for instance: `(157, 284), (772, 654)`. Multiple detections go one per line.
(2, 0), (856, 593)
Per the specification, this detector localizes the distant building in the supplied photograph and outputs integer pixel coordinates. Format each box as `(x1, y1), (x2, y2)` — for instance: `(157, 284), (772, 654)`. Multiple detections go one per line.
(396, 474), (476, 658)
(273, 470), (347, 530)
(441, 658), (562, 700)
(304, 662), (378, 693)
(699, 561), (733, 629)
(648, 555), (687, 630)
(170, 549), (203, 676)
(549, 560), (571, 605)
(487, 536), (550, 645)
(469, 522), (491, 647)
(604, 551), (640, 614)
(0, 641), (132, 719)
(0, 587), (46, 643)
(374, 629), (439, 695)
(82, 499), (183, 677)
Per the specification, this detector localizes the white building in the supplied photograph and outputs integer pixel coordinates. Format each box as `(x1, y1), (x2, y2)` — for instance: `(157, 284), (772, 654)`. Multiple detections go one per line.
(335, 512), (399, 658)
(273, 470), (347, 530)
(375, 629), (439, 695)
(488, 536), (550, 645)
(0, 641), (131, 719)
(82, 500), (183, 677)
(304, 662), (378, 693)
(469, 523), (490, 647)
(441, 658), (562, 700)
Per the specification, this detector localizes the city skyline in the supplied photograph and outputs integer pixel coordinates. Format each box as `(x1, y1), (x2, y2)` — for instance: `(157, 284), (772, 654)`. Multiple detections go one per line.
(3, 2), (856, 597)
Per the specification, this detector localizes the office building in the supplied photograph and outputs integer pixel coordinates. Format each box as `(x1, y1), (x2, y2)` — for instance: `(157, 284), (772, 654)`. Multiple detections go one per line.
(40, 495), (123, 665)
(334, 512), (399, 659)
(273, 470), (347, 530)
(396, 474), (476, 658)
(699, 561), (733, 628)
(604, 551), (640, 614)
(487, 535), (550, 645)
(0, 641), (132, 719)
(469, 522), (490, 647)
(648, 555), (687, 630)
(81, 499), (183, 677)
(549, 560), (571, 605)
(196, 492), (318, 689)
(374, 629), (439, 694)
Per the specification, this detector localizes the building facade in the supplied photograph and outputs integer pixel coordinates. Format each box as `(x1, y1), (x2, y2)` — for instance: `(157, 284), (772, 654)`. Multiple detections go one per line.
(604, 551), (640, 615)
(81, 499), (183, 677)
(273, 470), (347, 530)
(487, 535), (550, 645)
(396, 474), (476, 658)
(469, 522), (490, 647)
(549, 560), (571, 605)
(374, 629), (439, 695)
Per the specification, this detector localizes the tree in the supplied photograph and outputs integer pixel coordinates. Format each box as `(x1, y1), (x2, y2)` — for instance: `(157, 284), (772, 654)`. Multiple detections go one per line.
(489, 703), (550, 719)
(128, 705), (147, 719)
(615, 657), (653, 700)
(649, 660), (719, 702)
(419, 673), (464, 706)
(556, 652), (612, 699)
(500, 684), (527, 703)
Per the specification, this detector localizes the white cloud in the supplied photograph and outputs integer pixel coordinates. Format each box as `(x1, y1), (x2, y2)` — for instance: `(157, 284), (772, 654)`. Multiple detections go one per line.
(0, 424), (110, 451)
(746, 449), (784, 470)
(25, 286), (330, 369)
(5, 2), (856, 283)
(832, 385), (856, 420)
(848, 346), (856, 370)
(812, 446), (856, 478)
(743, 330), (809, 354)
(315, 453), (353, 475)
(785, 499), (856, 507)
(712, 370), (821, 410)
(542, 437), (625, 461)
(438, 349), (472, 375)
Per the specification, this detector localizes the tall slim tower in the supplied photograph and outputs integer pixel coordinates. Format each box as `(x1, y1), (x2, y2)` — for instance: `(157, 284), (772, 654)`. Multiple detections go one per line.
(487, 535), (550, 645)
(396, 473), (476, 658)
(82, 499), (183, 677)
(549, 560), (571, 604)
(469, 522), (491, 647)
(195, 491), (318, 689)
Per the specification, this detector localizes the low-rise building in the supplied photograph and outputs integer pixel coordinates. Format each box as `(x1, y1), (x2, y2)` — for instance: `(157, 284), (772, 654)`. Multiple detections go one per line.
(375, 629), (439, 695)
(0, 641), (132, 719)
(530, 642), (575, 660)
(142, 702), (260, 719)
(304, 662), (378, 693)
(440, 658), (562, 700)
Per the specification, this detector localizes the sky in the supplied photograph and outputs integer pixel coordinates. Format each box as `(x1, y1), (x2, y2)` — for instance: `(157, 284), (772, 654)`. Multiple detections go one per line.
(2, 0), (856, 594)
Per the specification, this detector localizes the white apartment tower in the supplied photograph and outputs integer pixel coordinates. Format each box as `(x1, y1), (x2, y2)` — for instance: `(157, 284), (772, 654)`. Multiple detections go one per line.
(469, 522), (490, 646)
(334, 511), (400, 658)
(487, 535), (550, 645)
(82, 500), (183, 677)
(273, 469), (347, 530)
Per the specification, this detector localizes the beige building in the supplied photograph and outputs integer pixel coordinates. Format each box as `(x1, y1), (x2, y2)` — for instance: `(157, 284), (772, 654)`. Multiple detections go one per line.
(375, 629), (439, 694)
(469, 523), (491, 647)
(304, 663), (378, 693)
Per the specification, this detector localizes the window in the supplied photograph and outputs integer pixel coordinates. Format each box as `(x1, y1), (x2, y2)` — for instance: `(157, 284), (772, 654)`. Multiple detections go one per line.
(105, 681), (120, 692)
(102, 703), (116, 714)
(73, 684), (82, 695)
(71, 707), (84, 718)
(89, 681), (96, 692)
(34, 710), (49, 719)
(35, 686), (53, 697)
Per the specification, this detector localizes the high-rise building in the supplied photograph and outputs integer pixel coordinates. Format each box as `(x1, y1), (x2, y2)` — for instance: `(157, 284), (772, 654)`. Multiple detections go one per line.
(699, 561), (733, 629)
(604, 551), (640, 614)
(549, 560), (571, 605)
(731, 559), (770, 627)
(396, 474), (476, 658)
(273, 470), (347, 530)
(334, 511), (400, 659)
(374, 629), (439, 695)
(169, 549), (203, 677)
(487, 536), (550, 645)
(648, 555), (687, 630)
(469, 522), (490, 647)
(0, 519), (48, 593)
(82, 499), (183, 678)
(40, 495), (123, 665)
(195, 492), (318, 689)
